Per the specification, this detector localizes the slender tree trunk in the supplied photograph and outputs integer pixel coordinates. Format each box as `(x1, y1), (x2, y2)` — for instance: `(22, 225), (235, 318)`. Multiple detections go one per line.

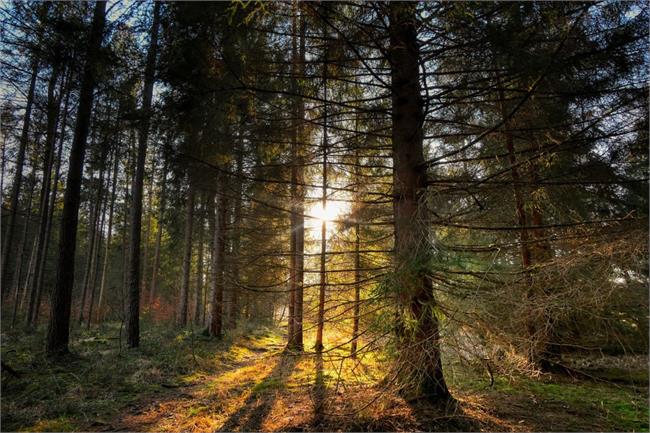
(141, 157), (155, 292)
(351, 145), (362, 358)
(126, 0), (160, 347)
(33, 67), (73, 324)
(293, 11), (306, 350)
(208, 192), (227, 337)
(389, 2), (449, 399)
(2, 61), (38, 296)
(97, 146), (120, 323)
(228, 148), (243, 330)
(315, 12), (328, 353)
(149, 163), (166, 304)
(498, 89), (532, 270)
(193, 194), (205, 325)
(121, 135), (134, 311)
(78, 161), (104, 325)
(287, 2), (299, 348)
(27, 62), (62, 326)
(11, 168), (36, 326)
(177, 184), (195, 327)
(46, 0), (107, 355)
(87, 164), (110, 328)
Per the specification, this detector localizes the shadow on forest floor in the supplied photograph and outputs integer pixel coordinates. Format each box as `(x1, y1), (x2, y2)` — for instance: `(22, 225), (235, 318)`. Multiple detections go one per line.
(1, 323), (648, 432)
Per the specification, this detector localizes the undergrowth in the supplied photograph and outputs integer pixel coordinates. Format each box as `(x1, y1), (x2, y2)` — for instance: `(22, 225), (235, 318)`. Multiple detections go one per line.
(0, 321), (280, 432)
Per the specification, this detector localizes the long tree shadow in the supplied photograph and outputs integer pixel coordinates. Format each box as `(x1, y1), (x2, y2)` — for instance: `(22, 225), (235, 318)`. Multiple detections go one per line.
(312, 351), (326, 427)
(218, 353), (297, 432)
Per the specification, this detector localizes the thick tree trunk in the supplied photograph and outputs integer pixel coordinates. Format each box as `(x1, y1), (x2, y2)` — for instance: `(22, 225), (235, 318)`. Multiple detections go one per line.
(126, 0), (160, 347)
(2, 61), (38, 296)
(46, 0), (107, 356)
(177, 184), (195, 327)
(389, 2), (449, 399)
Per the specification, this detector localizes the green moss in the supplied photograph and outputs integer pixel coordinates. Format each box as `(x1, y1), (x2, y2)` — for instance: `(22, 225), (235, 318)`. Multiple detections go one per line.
(23, 416), (76, 432)
(251, 376), (286, 394)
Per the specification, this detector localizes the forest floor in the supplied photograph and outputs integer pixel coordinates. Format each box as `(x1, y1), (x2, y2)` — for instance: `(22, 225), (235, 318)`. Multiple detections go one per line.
(1, 322), (648, 432)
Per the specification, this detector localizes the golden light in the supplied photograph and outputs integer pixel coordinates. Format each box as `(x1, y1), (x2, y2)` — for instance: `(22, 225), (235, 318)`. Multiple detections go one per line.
(305, 201), (349, 232)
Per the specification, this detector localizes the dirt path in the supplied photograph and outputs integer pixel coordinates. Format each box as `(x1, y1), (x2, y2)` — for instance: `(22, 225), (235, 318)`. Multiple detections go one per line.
(112, 341), (295, 432)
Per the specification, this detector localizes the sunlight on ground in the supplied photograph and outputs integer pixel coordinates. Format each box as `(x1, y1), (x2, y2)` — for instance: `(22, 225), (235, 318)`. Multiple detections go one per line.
(4, 325), (646, 432)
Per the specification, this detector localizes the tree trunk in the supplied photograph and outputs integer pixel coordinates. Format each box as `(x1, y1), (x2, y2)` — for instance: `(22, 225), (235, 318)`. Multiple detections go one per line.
(177, 184), (195, 327)
(78, 160), (104, 325)
(87, 166), (109, 328)
(228, 148), (243, 330)
(351, 145), (362, 358)
(26, 62), (62, 326)
(33, 67), (73, 324)
(287, 1), (300, 349)
(126, 0), (160, 347)
(149, 163), (166, 304)
(315, 10), (328, 353)
(208, 192), (227, 338)
(97, 146), (120, 323)
(293, 11), (307, 350)
(2, 61), (38, 296)
(141, 157), (155, 292)
(11, 167), (37, 326)
(193, 193), (205, 325)
(46, 0), (106, 356)
(389, 2), (449, 399)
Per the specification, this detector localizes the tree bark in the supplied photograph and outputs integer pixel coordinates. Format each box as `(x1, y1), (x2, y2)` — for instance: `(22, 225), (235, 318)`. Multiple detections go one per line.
(293, 10), (307, 351)
(87, 163), (110, 327)
(228, 148), (243, 330)
(126, 0), (160, 347)
(26, 62), (62, 326)
(315, 9), (328, 353)
(208, 192), (227, 337)
(389, 2), (449, 399)
(33, 66), (73, 323)
(78, 159), (104, 325)
(97, 146), (120, 323)
(149, 162), (166, 304)
(2, 60), (38, 296)
(193, 193), (205, 325)
(46, 0), (107, 356)
(177, 184), (195, 327)
(11, 167), (36, 326)
(351, 145), (362, 358)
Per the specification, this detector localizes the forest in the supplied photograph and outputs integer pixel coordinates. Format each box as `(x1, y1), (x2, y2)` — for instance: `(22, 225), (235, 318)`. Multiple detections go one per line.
(0, 1), (648, 431)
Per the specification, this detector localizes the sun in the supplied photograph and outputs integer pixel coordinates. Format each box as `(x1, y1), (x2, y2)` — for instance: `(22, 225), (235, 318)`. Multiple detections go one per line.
(310, 202), (345, 222)
(305, 201), (349, 231)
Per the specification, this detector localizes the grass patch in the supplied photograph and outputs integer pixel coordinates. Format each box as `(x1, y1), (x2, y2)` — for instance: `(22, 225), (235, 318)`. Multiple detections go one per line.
(0, 321), (283, 431)
(448, 361), (649, 431)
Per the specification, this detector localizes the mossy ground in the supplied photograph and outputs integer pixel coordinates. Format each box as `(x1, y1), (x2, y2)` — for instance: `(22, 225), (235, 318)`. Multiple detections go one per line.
(2, 322), (648, 432)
